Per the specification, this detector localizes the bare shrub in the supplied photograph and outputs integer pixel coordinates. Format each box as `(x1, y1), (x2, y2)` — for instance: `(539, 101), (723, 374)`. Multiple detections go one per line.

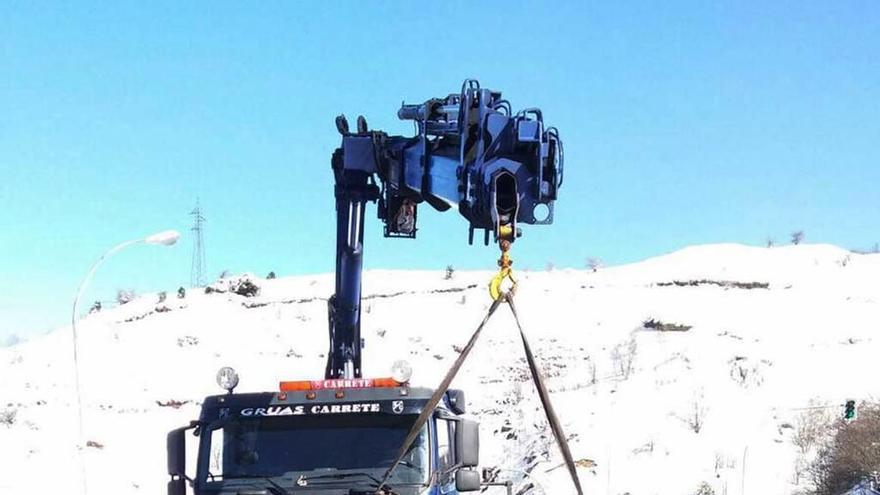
(791, 230), (805, 245)
(445, 265), (455, 280)
(728, 357), (770, 388)
(679, 396), (707, 434)
(586, 257), (603, 272)
(689, 400), (707, 433)
(808, 401), (880, 495)
(611, 336), (637, 379)
(791, 405), (832, 486)
(714, 451), (737, 473)
(157, 291), (167, 303)
(793, 405), (832, 457)
(588, 359), (597, 386)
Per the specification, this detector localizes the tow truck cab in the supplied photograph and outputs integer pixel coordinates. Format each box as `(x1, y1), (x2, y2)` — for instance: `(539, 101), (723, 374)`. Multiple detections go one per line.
(167, 374), (481, 495)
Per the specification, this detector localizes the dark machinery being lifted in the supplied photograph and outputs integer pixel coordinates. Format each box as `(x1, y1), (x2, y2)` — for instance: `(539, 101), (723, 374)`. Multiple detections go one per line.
(328, 79), (563, 379)
(166, 80), (572, 495)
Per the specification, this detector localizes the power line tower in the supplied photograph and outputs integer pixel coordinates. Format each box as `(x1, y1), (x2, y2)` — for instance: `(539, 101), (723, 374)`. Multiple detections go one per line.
(190, 199), (207, 287)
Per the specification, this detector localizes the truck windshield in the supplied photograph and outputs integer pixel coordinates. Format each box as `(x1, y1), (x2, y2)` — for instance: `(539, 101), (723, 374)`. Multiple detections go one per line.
(205, 414), (429, 486)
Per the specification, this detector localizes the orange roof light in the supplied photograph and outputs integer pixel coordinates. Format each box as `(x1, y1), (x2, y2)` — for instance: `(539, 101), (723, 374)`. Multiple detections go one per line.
(279, 377), (404, 393)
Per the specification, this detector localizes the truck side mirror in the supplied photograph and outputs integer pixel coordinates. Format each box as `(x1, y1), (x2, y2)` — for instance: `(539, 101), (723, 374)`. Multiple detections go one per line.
(167, 478), (186, 495)
(447, 389), (466, 415)
(167, 427), (188, 477)
(455, 469), (481, 492)
(455, 419), (479, 467)
(167, 425), (193, 495)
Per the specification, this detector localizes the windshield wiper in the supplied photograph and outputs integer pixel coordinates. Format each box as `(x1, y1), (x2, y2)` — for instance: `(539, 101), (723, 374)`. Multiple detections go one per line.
(223, 475), (291, 495)
(298, 471), (410, 495)
(262, 476), (292, 495)
(297, 471), (384, 488)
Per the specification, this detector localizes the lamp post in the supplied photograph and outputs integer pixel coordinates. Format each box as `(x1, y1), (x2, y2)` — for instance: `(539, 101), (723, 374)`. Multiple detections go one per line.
(70, 229), (180, 495)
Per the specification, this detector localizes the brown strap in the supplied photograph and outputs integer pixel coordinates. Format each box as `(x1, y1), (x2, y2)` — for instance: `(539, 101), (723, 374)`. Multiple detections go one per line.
(378, 292), (584, 495)
(377, 296), (505, 492)
(506, 293), (584, 495)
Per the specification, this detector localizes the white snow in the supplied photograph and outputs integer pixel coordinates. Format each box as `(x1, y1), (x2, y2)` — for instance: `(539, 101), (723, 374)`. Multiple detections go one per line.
(1, 243), (878, 495)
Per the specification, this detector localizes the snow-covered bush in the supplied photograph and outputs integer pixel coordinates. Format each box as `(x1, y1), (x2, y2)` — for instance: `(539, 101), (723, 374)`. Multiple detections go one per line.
(116, 289), (135, 305)
(692, 481), (715, 495)
(230, 278), (260, 297)
(791, 230), (805, 245)
(642, 318), (692, 332)
(1, 408), (16, 426)
(177, 336), (199, 347)
(206, 274), (260, 297)
(89, 301), (102, 313)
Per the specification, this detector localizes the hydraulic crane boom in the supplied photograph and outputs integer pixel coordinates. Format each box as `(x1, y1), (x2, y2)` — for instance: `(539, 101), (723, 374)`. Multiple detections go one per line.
(327, 79), (564, 379)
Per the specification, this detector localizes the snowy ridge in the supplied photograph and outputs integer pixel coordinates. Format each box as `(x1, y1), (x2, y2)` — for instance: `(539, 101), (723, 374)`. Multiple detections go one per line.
(1, 243), (879, 495)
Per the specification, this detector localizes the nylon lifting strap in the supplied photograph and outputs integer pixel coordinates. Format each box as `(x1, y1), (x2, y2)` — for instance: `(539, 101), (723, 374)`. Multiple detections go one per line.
(377, 296), (505, 492)
(377, 293), (584, 495)
(507, 294), (584, 495)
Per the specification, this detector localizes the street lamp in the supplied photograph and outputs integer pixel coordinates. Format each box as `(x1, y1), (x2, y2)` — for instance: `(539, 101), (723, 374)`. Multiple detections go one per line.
(70, 229), (180, 495)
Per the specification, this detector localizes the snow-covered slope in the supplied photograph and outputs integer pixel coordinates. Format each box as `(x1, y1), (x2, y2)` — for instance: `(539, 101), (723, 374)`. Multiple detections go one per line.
(1, 243), (878, 495)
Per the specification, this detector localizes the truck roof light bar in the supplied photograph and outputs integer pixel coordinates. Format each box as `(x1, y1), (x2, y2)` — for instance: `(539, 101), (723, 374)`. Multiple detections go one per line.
(278, 377), (404, 392)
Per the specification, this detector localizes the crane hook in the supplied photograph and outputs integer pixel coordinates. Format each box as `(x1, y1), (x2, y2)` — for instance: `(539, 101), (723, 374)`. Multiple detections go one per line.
(489, 239), (517, 300)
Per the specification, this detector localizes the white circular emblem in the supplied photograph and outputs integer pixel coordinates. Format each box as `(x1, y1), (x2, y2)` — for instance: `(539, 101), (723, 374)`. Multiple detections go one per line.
(392, 400), (405, 414)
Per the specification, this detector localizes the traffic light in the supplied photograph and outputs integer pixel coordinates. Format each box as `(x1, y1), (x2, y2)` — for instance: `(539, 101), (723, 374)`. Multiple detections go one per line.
(844, 400), (857, 421)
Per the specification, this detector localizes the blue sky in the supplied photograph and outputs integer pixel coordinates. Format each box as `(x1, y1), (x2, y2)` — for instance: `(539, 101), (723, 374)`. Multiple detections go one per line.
(1, 1), (878, 340)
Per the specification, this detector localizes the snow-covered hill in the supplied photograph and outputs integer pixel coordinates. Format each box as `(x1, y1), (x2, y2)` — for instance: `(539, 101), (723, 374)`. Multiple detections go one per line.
(1, 243), (878, 495)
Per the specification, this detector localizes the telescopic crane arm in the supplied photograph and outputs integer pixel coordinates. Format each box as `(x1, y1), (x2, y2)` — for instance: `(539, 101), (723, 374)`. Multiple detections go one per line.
(326, 79), (564, 379)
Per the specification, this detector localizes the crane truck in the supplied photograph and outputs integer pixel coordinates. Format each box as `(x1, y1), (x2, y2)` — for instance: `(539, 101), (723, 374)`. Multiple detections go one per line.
(166, 79), (564, 495)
